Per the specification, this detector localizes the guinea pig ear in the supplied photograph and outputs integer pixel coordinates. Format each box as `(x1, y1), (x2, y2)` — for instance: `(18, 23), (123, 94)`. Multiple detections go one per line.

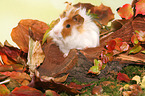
(72, 14), (84, 24)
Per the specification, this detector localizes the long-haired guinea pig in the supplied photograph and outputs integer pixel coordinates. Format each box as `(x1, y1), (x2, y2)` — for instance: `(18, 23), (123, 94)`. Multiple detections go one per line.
(49, 5), (100, 57)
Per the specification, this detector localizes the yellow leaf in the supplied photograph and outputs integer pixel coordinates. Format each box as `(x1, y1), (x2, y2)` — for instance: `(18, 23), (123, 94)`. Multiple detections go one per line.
(132, 75), (141, 84)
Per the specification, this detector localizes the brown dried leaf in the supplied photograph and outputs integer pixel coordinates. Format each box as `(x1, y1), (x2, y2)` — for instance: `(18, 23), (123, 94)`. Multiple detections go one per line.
(28, 76), (81, 95)
(37, 42), (78, 77)
(111, 19), (129, 31)
(0, 71), (31, 85)
(91, 85), (103, 95)
(91, 3), (114, 25)
(68, 82), (91, 90)
(11, 19), (49, 53)
(27, 36), (45, 77)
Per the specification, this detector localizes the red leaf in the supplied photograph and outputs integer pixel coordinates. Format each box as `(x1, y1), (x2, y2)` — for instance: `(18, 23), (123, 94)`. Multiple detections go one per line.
(117, 72), (131, 82)
(68, 82), (91, 90)
(114, 38), (123, 51)
(117, 4), (133, 19)
(9, 86), (45, 96)
(135, 0), (145, 16)
(101, 50), (113, 64)
(0, 45), (27, 65)
(106, 40), (116, 51)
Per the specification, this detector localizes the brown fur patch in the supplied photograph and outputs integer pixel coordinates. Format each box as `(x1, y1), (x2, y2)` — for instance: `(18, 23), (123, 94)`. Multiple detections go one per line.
(61, 14), (84, 39)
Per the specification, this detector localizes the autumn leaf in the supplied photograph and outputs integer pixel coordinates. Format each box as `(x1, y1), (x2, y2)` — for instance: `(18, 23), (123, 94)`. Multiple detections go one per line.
(131, 34), (139, 44)
(135, 30), (145, 41)
(88, 59), (103, 75)
(129, 44), (142, 54)
(101, 50), (113, 64)
(114, 38), (123, 51)
(0, 64), (24, 72)
(45, 90), (60, 96)
(28, 76), (81, 95)
(141, 76), (145, 88)
(91, 85), (103, 95)
(135, 0), (145, 16)
(0, 71), (31, 85)
(88, 66), (100, 75)
(9, 86), (45, 96)
(141, 50), (145, 54)
(132, 75), (141, 84)
(91, 3), (114, 25)
(11, 19), (49, 53)
(42, 19), (60, 44)
(0, 45), (27, 65)
(119, 42), (129, 52)
(117, 4), (133, 19)
(106, 40), (116, 51)
(117, 72), (131, 82)
(111, 19), (129, 31)
(0, 84), (10, 96)
(27, 36), (45, 77)
(68, 82), (91, 90)
(40, 74), (69, 83)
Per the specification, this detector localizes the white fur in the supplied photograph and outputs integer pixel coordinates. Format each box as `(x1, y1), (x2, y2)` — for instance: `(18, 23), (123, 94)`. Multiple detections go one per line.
(49, 7), (100, 56)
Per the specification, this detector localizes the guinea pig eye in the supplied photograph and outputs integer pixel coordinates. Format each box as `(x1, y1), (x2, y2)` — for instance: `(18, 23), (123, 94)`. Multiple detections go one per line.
(66, 24), (70, 28)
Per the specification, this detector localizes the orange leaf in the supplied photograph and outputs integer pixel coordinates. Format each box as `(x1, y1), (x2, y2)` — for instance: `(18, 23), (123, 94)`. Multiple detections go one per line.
(0, 84), (10, 96)
(11, 19), (49, 53)
(117, 4), (133, 19)
(0, 54), (16, 65)
(0, 45), (27, 65)
(117, 72), (131, 82)
(9, 86), (45, 96)
(0, 71), (31, 84)
(135, 0), (145, 16)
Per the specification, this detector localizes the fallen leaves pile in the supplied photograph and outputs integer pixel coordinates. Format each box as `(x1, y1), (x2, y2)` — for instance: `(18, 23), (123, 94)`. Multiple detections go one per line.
(0, 0), (145, 95)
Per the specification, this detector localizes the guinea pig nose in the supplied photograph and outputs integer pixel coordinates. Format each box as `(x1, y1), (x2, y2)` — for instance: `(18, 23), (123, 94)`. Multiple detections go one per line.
(54, 31), (59, 35)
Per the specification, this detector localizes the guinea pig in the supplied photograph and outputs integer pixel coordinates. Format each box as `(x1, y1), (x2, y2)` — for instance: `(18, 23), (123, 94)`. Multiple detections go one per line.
(49, 5), (100, 57)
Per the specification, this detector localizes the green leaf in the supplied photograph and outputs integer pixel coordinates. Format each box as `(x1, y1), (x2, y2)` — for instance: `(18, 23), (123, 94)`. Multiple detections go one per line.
(42, 29), (51, 45)
(141, 50), (145, 54)
(129, 44), (142, 54)
(131, 34), (139, 44)
(42, 19), (60, 44)
(88, 66), (100, 75)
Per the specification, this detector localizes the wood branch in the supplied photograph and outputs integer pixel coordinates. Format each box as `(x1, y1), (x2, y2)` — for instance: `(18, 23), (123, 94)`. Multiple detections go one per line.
(37, 16), (145, 82)
(116, 54), (145, 63)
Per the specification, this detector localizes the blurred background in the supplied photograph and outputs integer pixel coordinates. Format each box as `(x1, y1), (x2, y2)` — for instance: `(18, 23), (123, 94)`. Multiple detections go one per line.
(0, 0), (132, 47)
